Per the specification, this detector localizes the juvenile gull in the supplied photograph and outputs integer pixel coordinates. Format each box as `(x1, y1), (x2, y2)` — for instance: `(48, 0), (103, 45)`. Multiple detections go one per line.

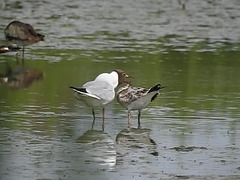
(117, 84), (164, 128)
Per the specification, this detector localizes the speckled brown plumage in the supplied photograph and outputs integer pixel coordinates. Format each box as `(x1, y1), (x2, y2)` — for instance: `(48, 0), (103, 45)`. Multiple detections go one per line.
(117, 84), (164, 128)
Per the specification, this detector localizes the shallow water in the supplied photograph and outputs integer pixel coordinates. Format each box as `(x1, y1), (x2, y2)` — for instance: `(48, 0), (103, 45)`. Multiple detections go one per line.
(1, 0), (240, 179)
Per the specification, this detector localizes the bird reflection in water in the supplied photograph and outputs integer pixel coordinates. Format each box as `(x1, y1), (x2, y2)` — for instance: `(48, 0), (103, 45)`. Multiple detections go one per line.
(116, 128), (158, 157)
(0, 40), (21, 54)
(0, 64), (43, 89)
(76, 129), (116, 169)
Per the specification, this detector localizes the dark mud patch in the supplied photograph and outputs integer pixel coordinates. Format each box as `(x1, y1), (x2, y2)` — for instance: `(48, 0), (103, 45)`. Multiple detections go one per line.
(170, 145), (208, 152)
(175, 175), (190, 179)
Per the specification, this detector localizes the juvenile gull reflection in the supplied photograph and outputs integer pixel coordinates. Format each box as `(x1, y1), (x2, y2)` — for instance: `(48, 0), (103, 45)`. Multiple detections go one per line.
(116, 128), (158, 158)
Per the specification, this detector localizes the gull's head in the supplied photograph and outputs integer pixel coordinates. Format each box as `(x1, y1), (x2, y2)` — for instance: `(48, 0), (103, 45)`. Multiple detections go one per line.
(114, 69), (133, 86)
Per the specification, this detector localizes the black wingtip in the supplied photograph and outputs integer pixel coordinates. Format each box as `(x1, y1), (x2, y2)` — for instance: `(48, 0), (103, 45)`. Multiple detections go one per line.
(69, 86), (87, 93)
(69, 86), (76, 90)
(151, 93), (159, 102)
(160, 85), (167, 89)
(148, 84), (161, 93)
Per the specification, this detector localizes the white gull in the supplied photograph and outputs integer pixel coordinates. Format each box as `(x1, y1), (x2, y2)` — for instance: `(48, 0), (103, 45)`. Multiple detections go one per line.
(70, 69), (132, 130)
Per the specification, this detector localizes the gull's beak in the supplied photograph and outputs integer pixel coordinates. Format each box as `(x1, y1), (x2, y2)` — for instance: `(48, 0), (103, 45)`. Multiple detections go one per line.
(127, 75), (134, 79)
(124, 74), (134, 86)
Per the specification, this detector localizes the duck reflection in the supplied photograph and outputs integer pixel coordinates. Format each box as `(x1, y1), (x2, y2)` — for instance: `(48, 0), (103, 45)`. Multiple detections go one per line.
(0, 64), (43, 89)
(76, 129), (116, 168)
(116, 128), (158, 157)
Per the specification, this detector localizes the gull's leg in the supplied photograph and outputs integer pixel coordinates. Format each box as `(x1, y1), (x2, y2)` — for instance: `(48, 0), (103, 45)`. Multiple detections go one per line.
(91, 108), (95, 129)
(102, 107), (105, 131)
(128, 111), (131, 126)
(16, 47), (20, 64)
(22, 46), (25, 64)
(16, 52), (19, 64)
(138, 110), (141, 129)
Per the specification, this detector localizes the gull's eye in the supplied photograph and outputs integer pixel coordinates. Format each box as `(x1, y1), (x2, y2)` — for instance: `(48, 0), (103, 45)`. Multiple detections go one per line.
(122, 73), (126, 77)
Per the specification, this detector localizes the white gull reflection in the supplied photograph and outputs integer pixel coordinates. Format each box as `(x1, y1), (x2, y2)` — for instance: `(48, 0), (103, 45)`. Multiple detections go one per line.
(76, 129), (116, 169)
